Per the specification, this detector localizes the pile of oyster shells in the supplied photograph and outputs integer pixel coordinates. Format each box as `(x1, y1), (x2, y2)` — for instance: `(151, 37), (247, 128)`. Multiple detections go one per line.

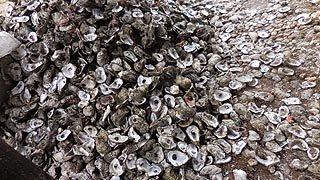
(0, 0), (320, 179)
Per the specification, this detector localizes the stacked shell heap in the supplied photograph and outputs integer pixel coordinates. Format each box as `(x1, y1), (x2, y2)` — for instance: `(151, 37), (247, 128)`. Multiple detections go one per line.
(1, 0), (320, 180)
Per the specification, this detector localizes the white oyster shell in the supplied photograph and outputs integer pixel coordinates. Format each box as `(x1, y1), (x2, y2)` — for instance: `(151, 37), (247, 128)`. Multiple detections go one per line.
(213, 89), (231, 102)
(288, 125), (307, 138)
(128, 127), (141, 143)
(28, 118), (43, 129)
(22, 62), (43, 72)
(108, 133), (129, 143)
(186, 125), (200, 142)
(257, 30), (270, 38)
(158, 135), (176, 149)
(78, 91), (90, 101)
(56, 129), (72, 142)
(186, 144), (198, 158)
(109, 158), (124, 176)
(109, 78), (123, 89)
(72, 145), (90, 156)
(288, 139), (309, 151)
(282, 97), (301, 105)
(27, 32), (38, 43)
(218, 103), (233, 114)
(278, 106), (289, 118)
(149, 96), (162, 112)
(167, 150), (189, 166)
(255, 147), (280, 166)
(232, 140), (247, 155)
(61, 63), (77, 78)
(278, 6), (291, 13)
(192, 149), (207, 171)
(300, 81), (316, 89)
(125, 153), (137, 170)
(264, 112), (281, 124)
(137, 75), (153, 87)
(94, 67), (107, 83)
(146, 164), (162, 177)
(177, 141), (188, 152)
(83, 125), (98, 137)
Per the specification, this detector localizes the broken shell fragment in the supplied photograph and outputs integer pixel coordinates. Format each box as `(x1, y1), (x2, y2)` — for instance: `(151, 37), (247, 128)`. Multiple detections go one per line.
(27, 32), (38, 43)
(278, 6), (291, 13)
(232, 140), (247, 155)
(126, 153), (137, 170)
(28, 118), (43, 129)
(282, 98), (301, 105)
(11, 81), (25, 95)
(56, 129), (72, 142)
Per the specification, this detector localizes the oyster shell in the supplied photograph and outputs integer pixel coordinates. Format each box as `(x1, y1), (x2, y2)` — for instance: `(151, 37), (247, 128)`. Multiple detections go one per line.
(62, 63), (77, 79)
(264, 112), (281, 124)
(282, 98), (301, 105)
(167, 150), (189, 167)
(288, 125), (307, 138)
(109, 158), (125, 176)
(307, 147), (319, 160)
(255, 147), (280, 166)
(218, 103), (233, 114)
(56, 129), (72, 142)
(213, 89), (231, 102)
(186, 125), (200, 142)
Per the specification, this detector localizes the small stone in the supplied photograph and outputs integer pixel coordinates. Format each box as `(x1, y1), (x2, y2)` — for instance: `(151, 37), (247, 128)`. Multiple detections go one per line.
(233, 169), (248, 180)
(248, 158), (258, 166)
